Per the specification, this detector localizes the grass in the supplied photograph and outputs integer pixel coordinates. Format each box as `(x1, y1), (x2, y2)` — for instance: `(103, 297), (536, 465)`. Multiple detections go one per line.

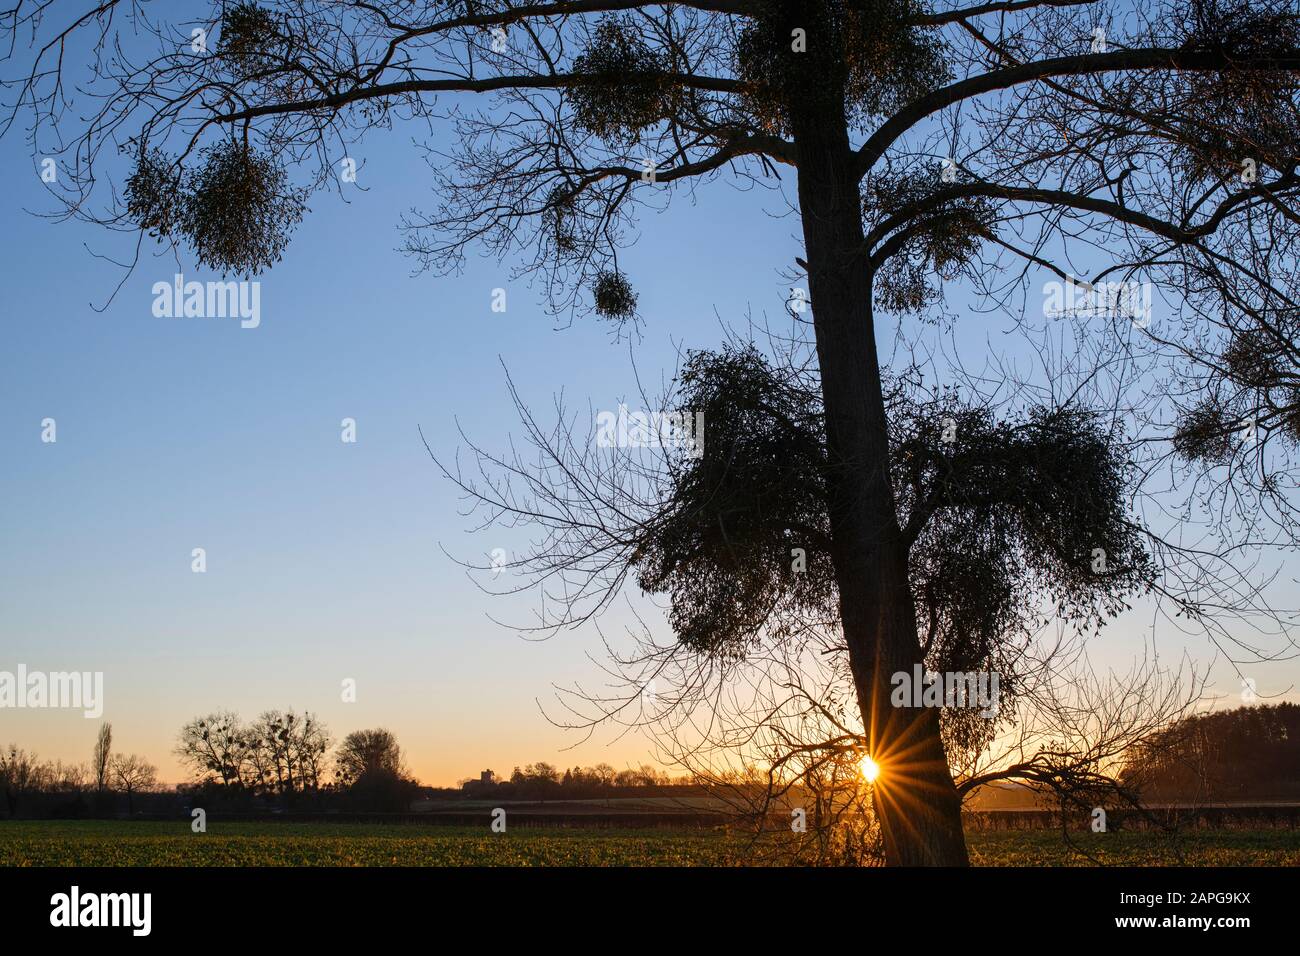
(966, 828), (1300, 866)
(0, 821), (740, 867)
(1, 820), (1297, 866)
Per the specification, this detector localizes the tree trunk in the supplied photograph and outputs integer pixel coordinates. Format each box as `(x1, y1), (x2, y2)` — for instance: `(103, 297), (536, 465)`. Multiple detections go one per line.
(791, 105), (970, 867)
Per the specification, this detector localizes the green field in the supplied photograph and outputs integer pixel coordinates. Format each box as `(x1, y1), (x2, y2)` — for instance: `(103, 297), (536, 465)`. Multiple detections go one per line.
(2, 821), (1298, 866)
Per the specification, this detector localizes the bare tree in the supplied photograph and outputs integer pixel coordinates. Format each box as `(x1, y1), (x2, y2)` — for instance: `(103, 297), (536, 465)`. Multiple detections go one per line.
(0, 745), (41, 817)
(111, 753), (159, 813)
(176, 711), (248, 789)
(442, 339), (1213, 862)
(250, 710), (332, 799)
(176, 709), (331, 797)
(6, 0), (1300, 864)
(91, 722), (112, 794)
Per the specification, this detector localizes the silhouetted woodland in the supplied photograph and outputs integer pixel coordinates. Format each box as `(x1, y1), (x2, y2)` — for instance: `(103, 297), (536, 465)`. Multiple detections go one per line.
(1122, 703), (1300, 802)
(457, 762), (689, 800)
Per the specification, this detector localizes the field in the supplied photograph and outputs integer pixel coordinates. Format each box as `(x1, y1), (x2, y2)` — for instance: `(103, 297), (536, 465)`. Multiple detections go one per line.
(2, 820), (1298, 866)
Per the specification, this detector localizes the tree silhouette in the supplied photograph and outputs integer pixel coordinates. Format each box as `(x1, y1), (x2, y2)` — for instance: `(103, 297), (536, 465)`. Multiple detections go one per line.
(444, 339), (1205, 862)
(252, 710), (332, 799)
(176, 711), (250, 790)
(335, 729), (417, 810)
(175, 709), (331, 799)
(335, 728), (407, 783)
(1122, 702), (1300, 801)
(0, 746), (40, 817)
(111, 753), (159, 814)
(6, 0), (1300, 864)
(91, 722), (112, 794)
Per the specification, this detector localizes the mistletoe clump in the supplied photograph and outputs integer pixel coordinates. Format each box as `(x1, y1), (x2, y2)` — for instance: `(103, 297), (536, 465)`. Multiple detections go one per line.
(630, 346), (834, 658)
(898, 401), (1153, 631)
(592, 270), (638, 322)
(182, 140), (307, 275)
(736, 0), (949, 134)
(1173, 400), (1237, 463)
(874, 257), (938, 314)
(1175, 317), (1300, 460)
(920, 204), (994, 277)
(1175, 0), (1300, 180)
(126, 140), (307, 276)
(543, 186), (579, 255)
(1222, 327), (1286, 388)
(865, 171), (997, 312)
(570, 18), (679, 141)
(124, 147), (183, 239)
(844, 0), (949, 117)
(220, 3), (285, 77)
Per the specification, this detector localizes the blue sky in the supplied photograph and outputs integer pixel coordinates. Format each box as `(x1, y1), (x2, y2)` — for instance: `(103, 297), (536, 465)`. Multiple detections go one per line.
(0, 111), (819, 782)
(2, 4), (1297, 786)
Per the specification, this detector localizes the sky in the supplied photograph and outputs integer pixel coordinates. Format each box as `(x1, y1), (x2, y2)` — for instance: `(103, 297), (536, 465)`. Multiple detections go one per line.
(0, 94), (814, 785)
(1, 3), (1297, 787)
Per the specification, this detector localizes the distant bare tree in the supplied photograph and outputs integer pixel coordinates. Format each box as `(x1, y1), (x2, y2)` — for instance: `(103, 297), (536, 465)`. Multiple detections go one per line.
(0, 745), (42, 817)
(250, 710), (332, 799)
(176, 711), (248, 789)
(111, 754), (159, 813)
(47, 761), (89, 794)
(91, 722), (112, 794)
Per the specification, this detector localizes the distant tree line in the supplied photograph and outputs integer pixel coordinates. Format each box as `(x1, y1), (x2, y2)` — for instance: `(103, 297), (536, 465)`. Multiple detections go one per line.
(1, 713), (424, 818)
(0, 722), (159, 819)
(175, 710), (331, 799)
(176, 711), (417, 812)
(459, 762), (689, 801)
(1121, 703), (1300, 802)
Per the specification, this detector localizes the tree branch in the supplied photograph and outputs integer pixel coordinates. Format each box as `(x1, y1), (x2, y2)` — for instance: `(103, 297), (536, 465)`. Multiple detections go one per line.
(857, 47), (1300, 176)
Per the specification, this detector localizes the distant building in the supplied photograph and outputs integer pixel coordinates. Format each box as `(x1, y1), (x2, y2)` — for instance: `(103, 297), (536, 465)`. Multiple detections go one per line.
(461, 769), (497, 793)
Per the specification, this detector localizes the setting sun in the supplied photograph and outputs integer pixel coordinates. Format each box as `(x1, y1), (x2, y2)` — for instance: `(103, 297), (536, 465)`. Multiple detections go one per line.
(859, 755), (881, 783)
